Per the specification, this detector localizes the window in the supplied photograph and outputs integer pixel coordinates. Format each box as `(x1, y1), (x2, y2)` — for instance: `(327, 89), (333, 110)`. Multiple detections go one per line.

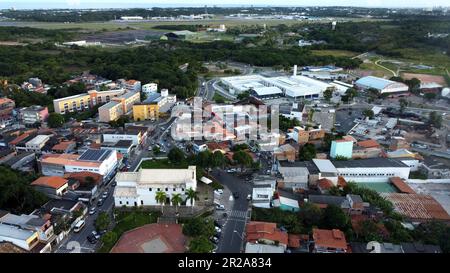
(157, 188), (160, 191)
(140, 200), (143, 205)
(126, 201), (129, 205)
(149, 188), (152, 192)
(181, 188), (185, 191)
(173, 188), (176, 191)
(165, 188), (168, 192)
(119, 201), (122, 205)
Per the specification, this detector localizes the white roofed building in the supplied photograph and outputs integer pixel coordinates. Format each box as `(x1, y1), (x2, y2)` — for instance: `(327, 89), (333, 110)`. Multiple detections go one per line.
(355, 76), (409, 94)
(113, 166), (197, 207)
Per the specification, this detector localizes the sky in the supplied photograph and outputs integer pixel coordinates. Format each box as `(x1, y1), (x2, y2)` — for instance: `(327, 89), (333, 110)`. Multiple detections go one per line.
(0, 0), (449, 9)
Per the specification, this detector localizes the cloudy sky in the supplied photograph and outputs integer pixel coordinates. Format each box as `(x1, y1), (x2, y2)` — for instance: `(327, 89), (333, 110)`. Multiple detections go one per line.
(1, 0), (448, 9)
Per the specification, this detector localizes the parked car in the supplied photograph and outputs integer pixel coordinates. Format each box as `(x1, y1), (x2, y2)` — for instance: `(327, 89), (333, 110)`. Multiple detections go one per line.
(233, 192), (239, 199)
(111, 181), (117, 187)
(89, 207), (96, 215)
(215, 204), (225, 210)
(214, 226), (222, 233)
(87, 235), (97, 244)
(246, 194), (252, 201)
(214, 189), (223, 195)
(91, 230), (101, 240)
(210, 236), (219, 244)
(214, 220), (222, 228)
(97, 198), (104, 206)
(102, 191), (108, 199)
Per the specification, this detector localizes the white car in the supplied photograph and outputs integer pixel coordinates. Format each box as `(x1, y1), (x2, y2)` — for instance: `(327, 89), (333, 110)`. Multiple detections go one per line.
(214, 189), (224, 195)
(215, 204), (225, 210)
(89, 207), (96, 215)
(214, 226), (222, 233)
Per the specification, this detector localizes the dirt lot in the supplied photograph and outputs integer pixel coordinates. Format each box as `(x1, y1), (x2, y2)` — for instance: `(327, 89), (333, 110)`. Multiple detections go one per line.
(401, 73), (447, 85)
(81, 29), (164, 43)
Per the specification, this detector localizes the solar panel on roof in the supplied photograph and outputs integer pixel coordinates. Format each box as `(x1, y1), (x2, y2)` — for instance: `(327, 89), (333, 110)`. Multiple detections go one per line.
(79, 149), (112, 161)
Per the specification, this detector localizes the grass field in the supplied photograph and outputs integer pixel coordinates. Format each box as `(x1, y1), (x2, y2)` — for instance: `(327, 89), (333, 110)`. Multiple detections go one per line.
(359, 61), (394, 78)
(311, 49), (359, 57)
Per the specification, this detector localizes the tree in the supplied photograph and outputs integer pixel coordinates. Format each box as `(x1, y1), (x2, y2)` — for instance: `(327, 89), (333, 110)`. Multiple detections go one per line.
(47, 112), (65, 128)
(413, 221), (450, 253)
(355, 220), (384, 242)
(196, 150), (212, 168)
(320, 204), (351, 232)
(429, 111), (442, 129)
(405, 78), (421, 92)
(232, 150), (253, 170)
(188, 236), (214, 253)
(345, 87), (357, 102)
(152, 146), (161, 155)
(237, 90), (250, 100)
(168, 147), (185, 163)
(307, 108), (315, 123)
(211, 151), (225, 168)
(95, 212), (110, 231)
(299, 143), (316, 161)
(101, 231), (118, 247)
(171, 193), (183, 213)
(186, 187), (199, 213)
(299, 203), (322, 230)
(182, 217), (215, 238)
(155, 191), (167, 213)
(363, 109), (374, 119)
(279, 115), (300, 132)
(323, 87), (334, 102)
(399, 98), (408, 113)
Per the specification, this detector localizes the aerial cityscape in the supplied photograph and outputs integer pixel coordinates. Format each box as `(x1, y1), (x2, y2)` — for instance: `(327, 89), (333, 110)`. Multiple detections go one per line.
(0, 1), (449, 261)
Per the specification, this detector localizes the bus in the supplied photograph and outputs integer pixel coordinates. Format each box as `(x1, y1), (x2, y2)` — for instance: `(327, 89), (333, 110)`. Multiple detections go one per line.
(74, 220), (85, 233)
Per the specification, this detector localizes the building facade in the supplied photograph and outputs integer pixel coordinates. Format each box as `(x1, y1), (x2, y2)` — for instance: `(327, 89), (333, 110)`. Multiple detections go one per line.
(19, 106), (49, 125)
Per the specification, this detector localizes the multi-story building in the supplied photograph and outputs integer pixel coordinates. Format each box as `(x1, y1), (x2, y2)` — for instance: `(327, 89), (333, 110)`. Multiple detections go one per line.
(289, 125), (325, 144)
(53, 89), (126, 114)
(102, 127), (147, 146)
(132, 101), (159, 121)
(0, 223), (41, 252)
(113, 166), (197, 207)
(39, 149), (118, 177)
(119, 79), (141, 92)
(19, 105), (49, 125)
(98, 91), (140, 122)
(24, 135), (51, 153)
(142, 83), (158, 95)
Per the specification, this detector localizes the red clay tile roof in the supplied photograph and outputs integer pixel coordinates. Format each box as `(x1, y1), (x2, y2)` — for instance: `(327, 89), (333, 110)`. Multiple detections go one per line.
(357, 139), (380, 148)
(32, 176), (68, 189)
(246, 221), (288, 246)
(390, 177), (416, 194)
(111, 223), (186, 253)
(383, 193), (450, 221)
(313, 228), (348, 250)
(288, 234), (309, 248)
(206, 142), (229, 152)
(52, 141), (75, 151)
(9, 133), (30, 146)
(317, 178), (334, 190)
(64, 171), (102, 184)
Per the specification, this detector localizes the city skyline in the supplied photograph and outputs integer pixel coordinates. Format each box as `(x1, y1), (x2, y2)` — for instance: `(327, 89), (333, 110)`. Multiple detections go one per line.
(1, 0), (450, 9)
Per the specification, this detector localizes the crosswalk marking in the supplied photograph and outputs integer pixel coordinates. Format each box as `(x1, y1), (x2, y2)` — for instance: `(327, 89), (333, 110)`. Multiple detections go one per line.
(228, 210), (249, 219)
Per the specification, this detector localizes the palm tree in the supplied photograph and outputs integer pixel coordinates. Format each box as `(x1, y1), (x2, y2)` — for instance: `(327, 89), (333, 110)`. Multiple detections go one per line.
(171, 193), (183, 213)
(186, 187), (199, 214)
(155, 191), (167, 213)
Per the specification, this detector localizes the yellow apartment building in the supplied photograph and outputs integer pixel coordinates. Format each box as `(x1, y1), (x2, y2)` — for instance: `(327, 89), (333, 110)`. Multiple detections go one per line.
(132, 103), (159, 121)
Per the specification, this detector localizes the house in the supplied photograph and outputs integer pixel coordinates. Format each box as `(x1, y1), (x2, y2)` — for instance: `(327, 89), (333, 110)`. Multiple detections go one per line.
(113, 166), (197, 207)
(101, 140), (134, 157)
(0, 97), (15, 121)
(308, 195), (350, 210)
(52, 141), (76, 154)
(389, 177), (415, 194)
(245, 242), (285, 253)
(103, 127), (148, 147)
(400, 243), (441, 253)
(24, 135), (51, 153)
(273, 144), (297, 162)
(420, 156), (450, 179)
(206, 142), (230, 154)
(192, 142), (208, 154)
(3, 152), (36, 171)
(352, 139), (383, 159)
(0, 223), (42, 252)
(0, 149), (16, 164)
(245, 221), (289, 250)
(251, 176), (276, 209)
(280, 103), (305, 121)
(289, 125), (325, 144)
(287, 234), (310, 253)
(317, 178), (334, 194)
(31, 176), (69, 197)
(0, 210), (55, 247)
(272, 190), (301, 212)
(19, 105), (49, 125)
(312, 228), (348, 253)
(350, 242), (403, 253)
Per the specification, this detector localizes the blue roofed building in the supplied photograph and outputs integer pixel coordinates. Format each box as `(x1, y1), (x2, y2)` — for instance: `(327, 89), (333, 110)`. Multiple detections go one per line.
(330, 139), (353, 159)
(355, 76), (409, 94)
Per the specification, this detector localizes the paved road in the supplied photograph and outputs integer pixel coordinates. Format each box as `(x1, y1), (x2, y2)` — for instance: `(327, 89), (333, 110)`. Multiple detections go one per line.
(211, 169), (253, 253)
(55, 185), (115, 253)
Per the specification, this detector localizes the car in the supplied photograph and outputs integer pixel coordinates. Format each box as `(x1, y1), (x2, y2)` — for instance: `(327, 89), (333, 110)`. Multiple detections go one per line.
(214, 189), (223, 195)
(98, 229), (107, 236)
(97, 198), (104, 206)
(89, 207), (96, 215)
(102, 191), (108, 198)
(215, 204), (225, 210)
(246, 194), (252, 201)
(210, 236), (219, 244)
(214, 220), (222, 228)
(214, 226), (222, 233)
(111, 181), (117, 187)
(91, 230), (101, 240)
(87, 235), (97, 244)
(232, 192), (239, 199)
(215, 232), (222, 238)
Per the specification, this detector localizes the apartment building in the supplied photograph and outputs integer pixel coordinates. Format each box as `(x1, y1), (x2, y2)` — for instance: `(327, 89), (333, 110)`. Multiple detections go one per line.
(19, 105), (49, 125)
(98, 91), (141, 122)
(289, 125), (325, 144)
(53, 89), (126, 114)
